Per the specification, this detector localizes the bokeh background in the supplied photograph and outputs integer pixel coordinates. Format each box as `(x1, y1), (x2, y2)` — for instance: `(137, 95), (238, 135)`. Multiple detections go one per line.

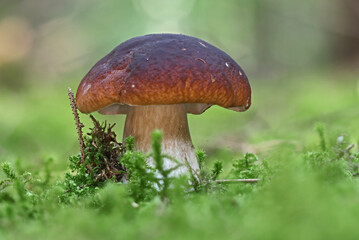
(0, 0), (359, 169)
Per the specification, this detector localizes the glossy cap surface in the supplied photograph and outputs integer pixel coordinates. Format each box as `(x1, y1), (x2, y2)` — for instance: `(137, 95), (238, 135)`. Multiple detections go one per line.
(76, 34), (251, 114)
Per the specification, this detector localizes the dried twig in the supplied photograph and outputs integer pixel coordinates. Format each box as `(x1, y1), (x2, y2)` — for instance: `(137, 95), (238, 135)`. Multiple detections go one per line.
(68, 87), (85, 164)
(344, 144), (355, 154)
(215, 178), (260, 183)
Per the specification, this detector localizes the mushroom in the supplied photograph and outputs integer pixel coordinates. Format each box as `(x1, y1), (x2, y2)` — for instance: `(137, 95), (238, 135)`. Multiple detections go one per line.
(76, 34), (251, 177)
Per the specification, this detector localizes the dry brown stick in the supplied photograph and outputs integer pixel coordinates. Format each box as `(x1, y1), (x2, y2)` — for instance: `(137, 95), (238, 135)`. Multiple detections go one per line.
(103, 157), (111, 172)
(68, 87), (85, 164)
(105, 157), (117, 171)
(102, 169), (108, 180)
(215, 178), (260, 183)
(95, 173), (102, 182)
(344, 144), (355, 154)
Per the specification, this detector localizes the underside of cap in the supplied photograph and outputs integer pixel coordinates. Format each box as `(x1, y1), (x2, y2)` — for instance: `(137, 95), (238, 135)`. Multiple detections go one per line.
(98, 103), (214, 115)
(76, 34), (251, 114)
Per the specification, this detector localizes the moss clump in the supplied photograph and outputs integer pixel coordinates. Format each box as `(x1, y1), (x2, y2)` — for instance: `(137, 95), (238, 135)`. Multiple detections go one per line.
(62, 115), (126, 199)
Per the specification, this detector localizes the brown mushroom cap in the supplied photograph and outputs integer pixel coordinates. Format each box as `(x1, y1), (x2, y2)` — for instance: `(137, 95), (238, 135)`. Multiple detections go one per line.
(76, 34), (251, 115)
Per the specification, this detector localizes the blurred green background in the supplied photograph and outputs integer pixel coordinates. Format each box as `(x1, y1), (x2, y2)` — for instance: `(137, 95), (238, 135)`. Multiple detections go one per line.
(0, 0), (359, 170)
(1, 1), (359, 239)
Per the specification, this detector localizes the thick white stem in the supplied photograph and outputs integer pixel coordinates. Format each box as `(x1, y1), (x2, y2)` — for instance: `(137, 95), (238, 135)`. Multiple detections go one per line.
(123, 105), (199, 176)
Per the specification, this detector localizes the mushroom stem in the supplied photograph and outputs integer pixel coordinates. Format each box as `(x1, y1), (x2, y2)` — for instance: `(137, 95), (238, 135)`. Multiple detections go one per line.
(123, 104), (199, 176)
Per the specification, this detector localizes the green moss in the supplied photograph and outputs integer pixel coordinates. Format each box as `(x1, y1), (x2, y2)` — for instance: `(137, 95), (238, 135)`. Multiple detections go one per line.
(1, 72), (359, 239)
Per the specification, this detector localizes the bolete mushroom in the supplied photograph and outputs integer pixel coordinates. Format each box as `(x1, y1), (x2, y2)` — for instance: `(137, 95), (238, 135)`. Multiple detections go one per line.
(76, 34), (251, 176)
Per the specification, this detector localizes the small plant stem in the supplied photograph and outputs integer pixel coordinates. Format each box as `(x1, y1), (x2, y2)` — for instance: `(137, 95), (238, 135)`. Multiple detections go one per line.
(68, 87), (85, 164)
(215, 178), (260, 183)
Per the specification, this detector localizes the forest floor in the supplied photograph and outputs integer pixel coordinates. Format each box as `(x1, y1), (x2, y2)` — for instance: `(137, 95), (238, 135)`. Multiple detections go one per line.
(0, 69), (359, 240)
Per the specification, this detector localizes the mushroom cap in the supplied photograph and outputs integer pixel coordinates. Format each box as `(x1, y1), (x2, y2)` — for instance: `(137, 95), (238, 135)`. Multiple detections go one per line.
(76, 34), (251, 115)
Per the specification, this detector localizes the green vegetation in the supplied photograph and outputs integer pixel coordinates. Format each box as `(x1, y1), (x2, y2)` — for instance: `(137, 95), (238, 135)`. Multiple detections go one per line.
(1, 0), (358, 238)
(1, 72), (359, 239)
